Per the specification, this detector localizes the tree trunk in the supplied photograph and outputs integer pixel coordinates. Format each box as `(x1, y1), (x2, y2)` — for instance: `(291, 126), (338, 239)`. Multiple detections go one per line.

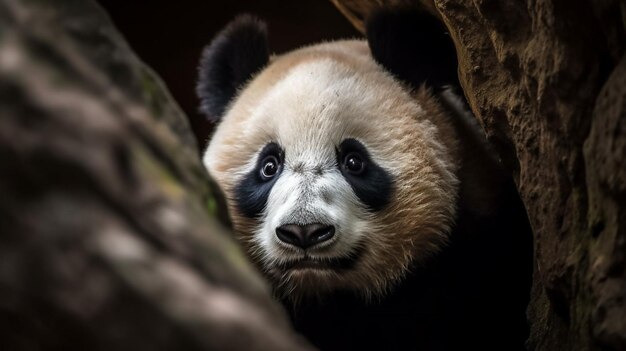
(330, 0), (626, 350)
(0, 0), (312, 350)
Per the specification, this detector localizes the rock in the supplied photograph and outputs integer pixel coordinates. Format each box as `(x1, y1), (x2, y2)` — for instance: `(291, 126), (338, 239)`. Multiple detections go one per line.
(0, 0), (312, 350)
(330, 0), (626, 349)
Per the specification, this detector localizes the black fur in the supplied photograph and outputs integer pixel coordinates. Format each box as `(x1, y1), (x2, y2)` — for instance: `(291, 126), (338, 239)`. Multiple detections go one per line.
(366, 9), (460, 91)
(337, 138), (393, 212)
(234, 143), (284, 218)
(197, 15), (269, 121)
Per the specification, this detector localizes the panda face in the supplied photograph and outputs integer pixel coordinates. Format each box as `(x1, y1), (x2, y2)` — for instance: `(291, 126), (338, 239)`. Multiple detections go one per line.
(203, 41), (459, 299)
(237, 136), (377, 272)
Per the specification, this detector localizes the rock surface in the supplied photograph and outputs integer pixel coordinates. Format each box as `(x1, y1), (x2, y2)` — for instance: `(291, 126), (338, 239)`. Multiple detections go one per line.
(330, 0), (626, 350)
(0, 0), (312, 350)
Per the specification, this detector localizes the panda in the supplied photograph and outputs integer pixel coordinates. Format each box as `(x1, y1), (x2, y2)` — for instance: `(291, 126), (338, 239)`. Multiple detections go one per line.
(197, 10), (532, 351)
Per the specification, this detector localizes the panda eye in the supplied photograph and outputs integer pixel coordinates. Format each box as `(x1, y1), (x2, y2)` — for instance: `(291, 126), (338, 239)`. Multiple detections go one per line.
(260, 155), (280, 180)
(343, 152), (365, 175)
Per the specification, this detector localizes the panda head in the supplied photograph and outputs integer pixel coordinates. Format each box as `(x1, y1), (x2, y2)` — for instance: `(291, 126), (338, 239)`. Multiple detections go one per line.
(198, 13), (459, 299)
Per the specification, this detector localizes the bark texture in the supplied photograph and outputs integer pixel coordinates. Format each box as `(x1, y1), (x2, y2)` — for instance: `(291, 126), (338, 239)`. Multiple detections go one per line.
(330, 0), (626, 350)
(0, 0), (312, 350)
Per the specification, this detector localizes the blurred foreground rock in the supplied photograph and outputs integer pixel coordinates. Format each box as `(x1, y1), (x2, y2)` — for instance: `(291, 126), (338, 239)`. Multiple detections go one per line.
(0, 0), (312, 350)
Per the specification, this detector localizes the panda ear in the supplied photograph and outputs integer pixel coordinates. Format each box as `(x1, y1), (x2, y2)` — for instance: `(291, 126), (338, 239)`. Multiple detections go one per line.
(365, 9), (459, 91)
(197, 15), (269, 121)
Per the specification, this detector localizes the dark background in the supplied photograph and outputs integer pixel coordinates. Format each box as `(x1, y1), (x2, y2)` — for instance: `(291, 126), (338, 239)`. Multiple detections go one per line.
(97, 0), (360, 151)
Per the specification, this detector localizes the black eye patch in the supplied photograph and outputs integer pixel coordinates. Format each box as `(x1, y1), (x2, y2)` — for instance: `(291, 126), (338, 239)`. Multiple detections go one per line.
(234, 142), (284, 218)
(337, 138), (394, 212)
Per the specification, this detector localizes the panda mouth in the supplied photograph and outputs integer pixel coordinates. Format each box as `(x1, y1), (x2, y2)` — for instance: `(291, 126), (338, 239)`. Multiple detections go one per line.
(280, 257), (352, 270)
(277, 248), (363, 271)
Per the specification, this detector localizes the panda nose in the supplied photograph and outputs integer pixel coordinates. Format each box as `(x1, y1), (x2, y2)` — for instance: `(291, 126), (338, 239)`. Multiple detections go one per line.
(276, 223), (335, 249)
